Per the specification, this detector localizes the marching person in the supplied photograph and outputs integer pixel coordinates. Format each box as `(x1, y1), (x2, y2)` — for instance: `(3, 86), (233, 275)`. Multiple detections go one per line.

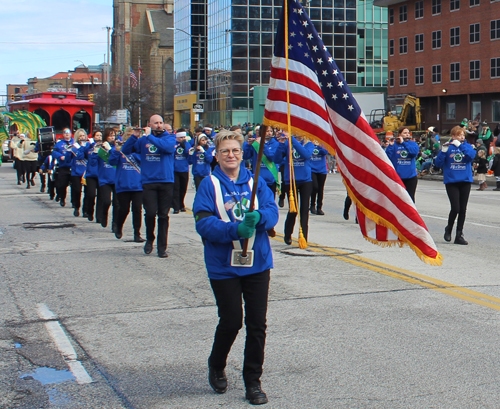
(121, 115), (176, 258)
(51, 128), (74, 207)
(109, 127), (145, 242)
(189, 133), (214, 191)
(434, 125), (476, 245)
(10, 132), (25, 185)
(83, 130), (102, 221)
(385, 126), (419, 202)
(193, 129), (278, 405)
(273, 132), (314, 245)
(309, 141), (329, 215)
(70, 129), (89, 216)
(173, 128), (191, 214)
(243, 126), (279, 195)
(89, 128), (118, 230)
(19, 135), (38, 189)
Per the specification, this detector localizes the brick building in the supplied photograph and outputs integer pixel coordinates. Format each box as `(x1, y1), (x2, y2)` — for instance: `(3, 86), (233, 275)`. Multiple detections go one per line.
(374, 0), (500, 132)
(112, 0), (174, 124)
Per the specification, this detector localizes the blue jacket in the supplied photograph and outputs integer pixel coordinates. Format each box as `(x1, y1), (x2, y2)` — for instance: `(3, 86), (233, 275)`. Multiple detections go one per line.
(89, 148), (116, 186)
(121, 131), (176, 184)
(84, 143), (99, 178)
(174, 140), (192, 173)
(385, 140), (419, 179)
(189, 145), (214, 177)
(243, 138), (279, 186)
(310, 146), (329, 174)
(51, 138), (74, 169)
(70, 145), (88, 177)
(434, 142), (476, 184)
(109, 149), (143, 193)
(273, 137), (314, 184)
(40, 155), (56, 172)
(193, 166), (279, 279)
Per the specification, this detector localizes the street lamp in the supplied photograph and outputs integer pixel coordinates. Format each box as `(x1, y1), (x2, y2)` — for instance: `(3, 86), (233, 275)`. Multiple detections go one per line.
(74, 60), (87, 69)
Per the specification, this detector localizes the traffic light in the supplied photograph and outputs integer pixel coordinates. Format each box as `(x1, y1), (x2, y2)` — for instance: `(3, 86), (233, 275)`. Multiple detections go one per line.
(88, 94), (94, 102)
(10, 94), (14, 101)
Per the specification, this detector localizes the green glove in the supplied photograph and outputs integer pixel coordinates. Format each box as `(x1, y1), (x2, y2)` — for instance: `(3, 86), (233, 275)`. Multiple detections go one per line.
(237, 222), (255, 239)
(243, 210), (261, 228)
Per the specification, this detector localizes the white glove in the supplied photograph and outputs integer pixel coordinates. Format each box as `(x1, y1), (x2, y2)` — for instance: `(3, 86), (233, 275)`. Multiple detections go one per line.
(93, 146), (100, 153)
(102, 142), (111, 151)
(452, 139), (461, 147)
(188, 147), (195, 155)
(441, 145), (449, 153)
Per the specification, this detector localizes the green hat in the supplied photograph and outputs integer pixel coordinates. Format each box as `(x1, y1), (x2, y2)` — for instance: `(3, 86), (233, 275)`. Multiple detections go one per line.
(433, 142), (440, 149)
(461, 118), (468, 126)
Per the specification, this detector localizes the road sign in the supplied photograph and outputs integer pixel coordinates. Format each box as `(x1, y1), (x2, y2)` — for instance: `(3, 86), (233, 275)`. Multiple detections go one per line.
(116, 109), (128, 124)
(193, 103), (204, 113)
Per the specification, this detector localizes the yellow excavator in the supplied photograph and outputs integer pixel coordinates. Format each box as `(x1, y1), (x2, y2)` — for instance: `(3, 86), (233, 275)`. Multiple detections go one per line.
(383, 95), (422, 132)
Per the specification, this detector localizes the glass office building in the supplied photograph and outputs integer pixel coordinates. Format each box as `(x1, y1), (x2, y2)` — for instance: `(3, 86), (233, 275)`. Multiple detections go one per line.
(173, 0), (387, 128)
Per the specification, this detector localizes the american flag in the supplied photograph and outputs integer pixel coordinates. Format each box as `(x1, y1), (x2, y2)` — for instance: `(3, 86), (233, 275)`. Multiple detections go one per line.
(263, 0), (442, 265)
(130, 66), (138, 88)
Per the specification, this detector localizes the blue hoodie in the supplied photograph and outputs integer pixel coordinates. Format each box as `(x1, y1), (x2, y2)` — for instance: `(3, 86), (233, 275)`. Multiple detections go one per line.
(121, 131), (176, 184)
(243, 138), (279, 186)
(174, 140), (192, 173)
(434, 141), (476, 184)
(310, 146), (329, 174)
(70, 144), (88, 177)
(109, 149), (143, 193)
(273, 137), (314, 184)
(51, 138), (75, 169)
(193, 166), (279, 279)
(189, 145), (215, 177)
(84, 143), (99, 178)
(385, 140), (419, 179)
(88, 147), (116, 186)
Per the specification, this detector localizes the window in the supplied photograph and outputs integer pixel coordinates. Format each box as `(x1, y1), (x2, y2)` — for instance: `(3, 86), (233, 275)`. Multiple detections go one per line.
(415, 67), (424, 85)
(492, 58), (500, 78)
(415, 1), (424, 18)
(399, 69), (408, 86)
(492, 20), (500, 40)
(414, 34), (424, 51)
(470, 0), (479, 6)
(399, 5), (407, 22)
(447, 102), (456, 120)
(432, 31), (442, 49)
(399, 37), (408, 54)
(432, 65), (442, 83)
(450, 27), (460, 46)
(450, 0), (460, 11)
(389, 70), (395, 87)
(389, 8), (394, 24)
(389, 39), (395, 55)
(493, 101), (500, 122)
(470, 23), (480, 43)
(451, 62), (461, 81)
(472, 101), (481, 121)
(470, 60), (481, 79)
(432, 0), (441, 14)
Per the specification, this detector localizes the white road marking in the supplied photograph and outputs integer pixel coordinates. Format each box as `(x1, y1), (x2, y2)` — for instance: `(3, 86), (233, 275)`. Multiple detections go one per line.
(36, 303), (93, 384)
(421, 214), (500, 229)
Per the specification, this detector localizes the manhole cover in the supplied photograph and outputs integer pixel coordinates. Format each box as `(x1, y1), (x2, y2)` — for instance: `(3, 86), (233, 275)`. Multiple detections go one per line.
(22, 222), (76, 229)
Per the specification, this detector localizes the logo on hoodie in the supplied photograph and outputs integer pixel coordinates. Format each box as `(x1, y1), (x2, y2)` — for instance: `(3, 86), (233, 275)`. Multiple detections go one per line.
(147, 144), (157, 153)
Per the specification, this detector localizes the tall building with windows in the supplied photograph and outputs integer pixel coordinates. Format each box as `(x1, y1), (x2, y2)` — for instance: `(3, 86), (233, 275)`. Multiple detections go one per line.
(375, 0), (500, 132)
(173, 0), (388, 129)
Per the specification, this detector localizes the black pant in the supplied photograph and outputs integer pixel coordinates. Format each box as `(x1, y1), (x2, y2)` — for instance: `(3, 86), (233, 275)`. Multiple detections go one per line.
(84, 177), (98, 218)
(278, 165), (286, 204)
(48, 172), (57, 198)
(142, 183), (173, 252)
(39, 172), (46, 189)
(98, 184), (118, 226)
(209, 270), (270, 388)
(173, 171), (189, 211)
(116, 190), (143, 235)
(56, 167), (71, 202)
(194, 176), (206, 191)
(310, 172), (327, 210)
(445, 182), (471, 232)
(402, 175), (418, 203)
(71, 175), (83, 210)
(15, 159), (24, 182)
(284, 181), (313, 241)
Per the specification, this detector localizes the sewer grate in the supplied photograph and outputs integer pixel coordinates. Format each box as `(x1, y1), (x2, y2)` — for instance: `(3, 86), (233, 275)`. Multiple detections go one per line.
(22, 222), (76, 230)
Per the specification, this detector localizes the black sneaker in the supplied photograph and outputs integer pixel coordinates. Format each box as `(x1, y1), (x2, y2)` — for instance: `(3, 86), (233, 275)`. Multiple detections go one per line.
(245, 385), (268, 405)
(134, 235), (146, 243)
(60, 200), (65, 207)
(316, 209), (325, 215)
(157, 251), (168, 258)
(180, 208), (187, 212)
(278, 198), (284, 208)
(208, 362), (227, 394)
(115, 229), (123, 240)
(144, 241), (153, 254)
(74, 209), (80, 217)
(173, 210), (180, 214)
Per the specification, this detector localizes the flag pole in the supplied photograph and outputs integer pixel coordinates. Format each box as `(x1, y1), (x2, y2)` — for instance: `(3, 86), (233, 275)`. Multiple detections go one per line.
(138, 57), (142, 127)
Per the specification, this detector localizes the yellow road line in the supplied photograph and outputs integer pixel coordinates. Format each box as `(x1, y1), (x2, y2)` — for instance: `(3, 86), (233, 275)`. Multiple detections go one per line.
(272, 234), (500, 311)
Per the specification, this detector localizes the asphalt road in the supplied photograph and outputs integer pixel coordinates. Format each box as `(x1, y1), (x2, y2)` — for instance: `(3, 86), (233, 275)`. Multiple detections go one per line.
(1, 164), (500, 409)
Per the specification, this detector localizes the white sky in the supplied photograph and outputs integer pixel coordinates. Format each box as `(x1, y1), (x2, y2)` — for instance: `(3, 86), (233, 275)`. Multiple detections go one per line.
(0, 0), (113, 99)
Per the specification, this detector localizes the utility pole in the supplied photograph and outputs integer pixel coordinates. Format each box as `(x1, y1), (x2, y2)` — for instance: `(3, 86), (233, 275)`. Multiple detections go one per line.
(106, 26), (111, 94)
(120, 25), (125, 110)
